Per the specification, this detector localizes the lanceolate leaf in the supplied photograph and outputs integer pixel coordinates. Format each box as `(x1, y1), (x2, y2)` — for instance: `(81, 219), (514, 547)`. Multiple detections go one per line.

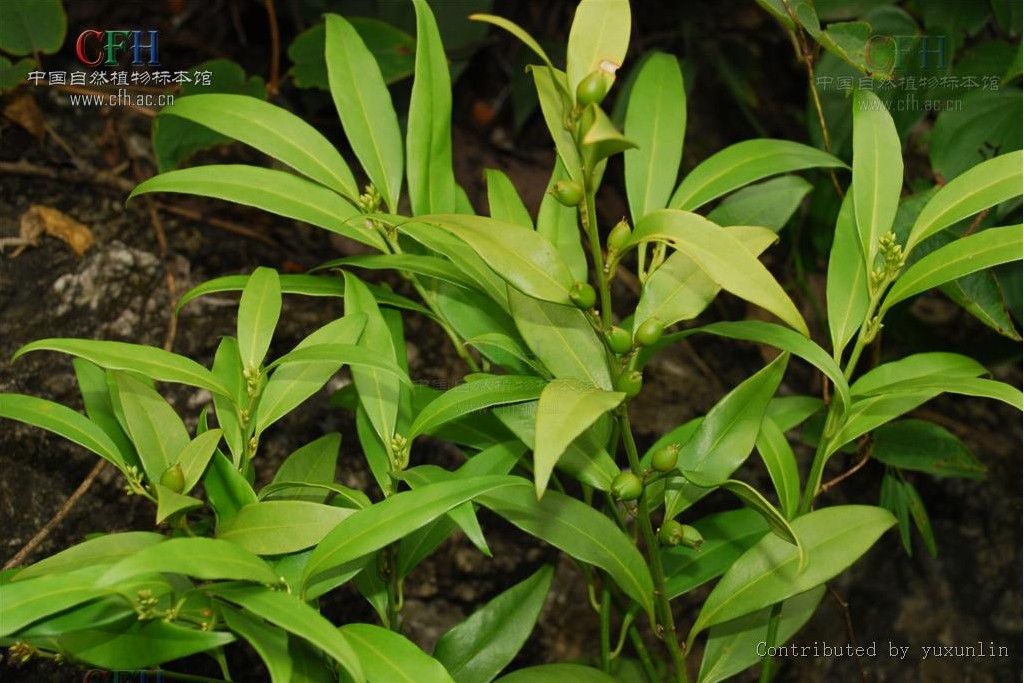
(531, 66), (583, 183)
(72, 359), (136, 467)
(533, 379), (625, 498)
(340, 624), (454, 683)
(0, 565), (106, 637)
(873, 420), (985, 480)
(115, 373), (190, 482)
(318, 253), (477, 291)
(827, 191), (870, 358)
(629, 210), (808, 335)
(566, 0), (631, 99)
(706, 176), (813, 231)
(325, 13), (403, 212)
(881, 225), (1023, 313)
(434, 565), (554, 683)
(852, 89), (903, 270)
(130, 165), (386, 251)
(97, 537), (279, 586)
(209, 585), (364, 683)
(669, 139), (845, 211)
(0, 394), (126, 471)
(755, 417), (801, 520)
(624, 52), (686, 223)
(851, 351), (986, 396)
(665, 353), (788, 519)
(417, 214), (575, 305)
(237, 266), (281, 371)
(159, 94), (359, 200)
(689, 505), (895, 640)
(907, 150), (1024, 251)
(537, 159), (587, 282)
(477, 484), (656, 620)
(221, 608), (292, 683)
(470, 14), (556, 72)
(485, 169), (533, 229)
(216, 501), (353, 555)
(57, 620), (235, 670)
(410, 375), (547, 438)
(174, 428), (223, 492)
(13, 532), (165, 581)
(269, 433), (341, 503)
(407, 0), (458, 216)
(14, 338), (230, 396)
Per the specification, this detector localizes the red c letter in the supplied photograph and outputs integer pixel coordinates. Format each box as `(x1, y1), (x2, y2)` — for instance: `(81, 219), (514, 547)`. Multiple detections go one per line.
(75, 30), (103, 66)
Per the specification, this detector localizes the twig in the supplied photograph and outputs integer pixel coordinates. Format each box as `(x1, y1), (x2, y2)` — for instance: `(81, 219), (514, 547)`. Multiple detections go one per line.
(264, 0), (281, 96)
(3, 461), (106, 570)
(828, 584), (869, 682)
(962, 208), (990, 237)
(818, 440), (872, 496)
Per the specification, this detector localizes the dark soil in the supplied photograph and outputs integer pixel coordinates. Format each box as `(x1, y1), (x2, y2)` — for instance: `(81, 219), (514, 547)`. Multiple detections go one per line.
(1, 1), (1021, 682)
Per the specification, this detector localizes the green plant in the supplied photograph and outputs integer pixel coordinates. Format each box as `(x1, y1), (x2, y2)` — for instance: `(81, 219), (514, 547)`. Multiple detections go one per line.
(1, 2), (1021, 682)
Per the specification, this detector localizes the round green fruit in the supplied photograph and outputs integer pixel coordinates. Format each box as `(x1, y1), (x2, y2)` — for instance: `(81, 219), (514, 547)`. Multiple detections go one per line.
(611, 471), (643, 501)
(570, 281), (597, 310)
(552, 180), (584, 207)
(576, 71), (609, 107)
(635, 317), (665, 347)
(607, 326), (633, 354)
(606, 220), (631, 252)
(615, 370), (643, 398)
(160, 464), (185, 494)
(659, 520), (684, 546)
(651, 443), (680, 472)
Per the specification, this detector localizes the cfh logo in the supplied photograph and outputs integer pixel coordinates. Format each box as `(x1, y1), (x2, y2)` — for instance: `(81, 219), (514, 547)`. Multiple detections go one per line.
(75, 30), (160, 67)
(865, 34), (948, 72)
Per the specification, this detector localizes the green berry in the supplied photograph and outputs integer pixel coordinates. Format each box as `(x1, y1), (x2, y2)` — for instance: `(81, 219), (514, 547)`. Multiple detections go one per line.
(159, 464), (185, 494)
(611, 471), (643, 501)
(552, 180), (584, 207)
(606, 219), (631, 252)
(635, 317), (665, 347)
(576, 71), (609, 107)
(607, 326), (633, 354)
(615, 370), (643, 399)
(651, 443), (680, 472)
(679, 524), (705, 550)
(659, 520), (684, 546)
(570, 282), (597, 310)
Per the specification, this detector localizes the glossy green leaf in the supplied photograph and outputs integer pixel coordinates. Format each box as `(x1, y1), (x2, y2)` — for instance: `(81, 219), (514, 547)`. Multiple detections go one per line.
(14, 338), (230, 396)
(131, 165), (385, 251)
(13, 532), (165, 582)
(410, 376), (546, 438)
(851, 351), (986, 396)
(221, 607), (292, 683)
(755, 417), (800, 519)
(464, 334), (546, 377)
(669, 139), (845, 211)
(210, 584), (364, 682)
(629, 210), (808, 335)
(340, 623), (454, 683)
(269, 433), (341, 503)
(204, 451), (258, 527)
(303, 476), (521, 596)
(825, 391), (937, 458)
(154, 484), (203, 524)
(289, 19), (417, 89)
(15, 597), (134, 638)
(665, 353), (789, 519)
(485, 169), (533, 228)
(635, 226), (777, 330)
(901, 478), (937, 557)
(530, 66), (583, 183)
(872, 419), (985, 479)
(470, 14), (556, 72)
(882, 225), (1023, 313)
(765, 395), (823, 432)
(98, 537), (278, 586)
(537, 159), (587, 282)
(907, 151), (1024, 251)
(115, 373), (189, 482)
(325, 13), (403, 212)
(318, 253), (477, 291)
(0, 565), (106, 637)
(175, 428), (222, 492)
(581, 104), (638, 165)
(697, 586), (826, 683)
(534, 379), (624, 498)
(624, 52), (685, 223)
(217, 501), (353, 555)
(477, 484), (655, 620)
(827, 191), (870, 358)
(508, 287), (612, 389)
(255, 315), (368, 436)
(707, 176), (813, 231)
(434, 565), (554, 683)
(399, 465), (492, 560)
(407, 0), (458, 215)
(434, 283), (530, 372)
(72, 359), (136, 467)
(160, 94), (359, 200)
(58, 620), (235, 669)
(566, 0), (631, 98)
(861, 375), (1023, 410)
(495, 663), (619, 683)
(852, 89), (903, 270)
(237, 267), (281, 371)
(417, 214), (575, 305)
(662, 508), (768, 600)
(0, 393), (126, 471)
(689, 505), (895, 639)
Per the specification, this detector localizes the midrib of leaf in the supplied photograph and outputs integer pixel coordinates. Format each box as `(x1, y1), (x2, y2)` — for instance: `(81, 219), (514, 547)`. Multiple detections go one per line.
(343, 630), (418, 683)
(538, 304), (603, 387)
(831, 262), (866, 357)
(892, 231), (1021, 303)
(676, 148), (798, 210)
(912, 163), (1020, 246)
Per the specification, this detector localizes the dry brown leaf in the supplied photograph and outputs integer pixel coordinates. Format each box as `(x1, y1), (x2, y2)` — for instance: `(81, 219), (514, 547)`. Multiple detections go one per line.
(2, 93), (46, 140)
(20, 205), (94, 257)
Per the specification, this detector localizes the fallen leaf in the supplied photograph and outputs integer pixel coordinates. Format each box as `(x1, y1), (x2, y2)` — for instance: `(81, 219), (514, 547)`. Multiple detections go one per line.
(2, 92), (45, 139)
(19, 205), (94, 257)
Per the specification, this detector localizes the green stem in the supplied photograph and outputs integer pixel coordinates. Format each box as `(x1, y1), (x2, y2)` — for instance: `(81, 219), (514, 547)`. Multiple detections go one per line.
(386, 544), (403, 632)
(629, 624), (661, 683)
(580, 177), (612, 330)
(758, 603), (783, 683)
(600, 584), (612, 673)
(620, 415), (689, 683)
